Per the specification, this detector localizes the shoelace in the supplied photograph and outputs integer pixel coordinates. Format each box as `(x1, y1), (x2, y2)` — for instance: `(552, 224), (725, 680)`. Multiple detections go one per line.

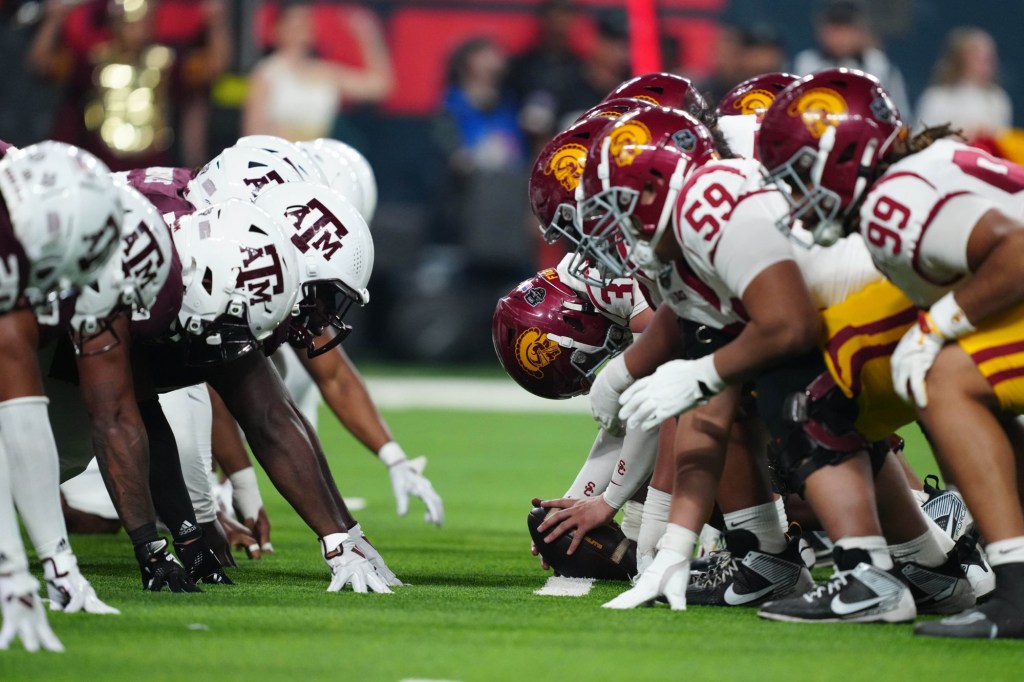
(691, 550), (738, 590)
(803, 570), (850, 602)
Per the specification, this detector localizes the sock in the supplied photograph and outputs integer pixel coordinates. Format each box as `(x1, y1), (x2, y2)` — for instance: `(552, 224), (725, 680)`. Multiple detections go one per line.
(835, 535), (893, 570)
(889, 530), (948, 568)
(986, 536), (1024, 567)
(138, 398), (202, 543)
(922, 510), (956, 554)
(0, 397), (70, 559)
(0, 450), (29, 575)
(620, 500), (642, 542)
(637, 486), (671, 558)
(657, 523), (698, 557)
(774, 495), (789, 535)
(724, 502), (786, 554)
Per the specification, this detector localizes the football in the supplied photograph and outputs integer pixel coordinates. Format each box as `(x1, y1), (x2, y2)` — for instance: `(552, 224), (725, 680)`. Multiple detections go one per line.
(527, 506), (637, 581)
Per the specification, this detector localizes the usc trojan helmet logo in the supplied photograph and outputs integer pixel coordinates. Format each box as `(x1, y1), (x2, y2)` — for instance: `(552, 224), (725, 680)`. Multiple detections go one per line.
(609, 121), (652, 167)
(733, 88), (777, 119)
(545, 143), (588, 192)
(515, 327), (561, 378)
(787, 87), (848, 139)
(631, 94), (660, 106)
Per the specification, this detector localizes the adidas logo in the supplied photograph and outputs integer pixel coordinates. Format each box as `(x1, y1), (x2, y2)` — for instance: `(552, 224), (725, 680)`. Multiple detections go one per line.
(178, 520), (197, 536)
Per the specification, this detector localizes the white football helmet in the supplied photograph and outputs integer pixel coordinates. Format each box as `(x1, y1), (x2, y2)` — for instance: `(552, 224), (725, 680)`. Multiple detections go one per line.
(184, 147), (306, 208)
(253, 181), (373, 357)
(295, 139), (366, 219)
(235, 135), (328, 185)
(70, 183), (173, 353)
(0, 141), (122, 309)
(308, 139), (377, 224)
(173, 199), (300, 365)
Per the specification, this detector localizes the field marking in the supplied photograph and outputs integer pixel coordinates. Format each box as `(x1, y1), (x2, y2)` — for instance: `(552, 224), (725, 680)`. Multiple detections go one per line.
(364, 377), (590, 414)
(534, 576), (595, 597)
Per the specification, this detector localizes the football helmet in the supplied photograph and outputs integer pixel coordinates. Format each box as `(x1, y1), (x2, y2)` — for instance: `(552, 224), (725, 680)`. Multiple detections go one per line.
(492, 268), (631, 399)
(70, 182), (173, 354)
(575, 97), (656, 125)
(758, 68), (904, 247)
(184, 147), (306, 208)
(295, 139), (366, 219)
(715, 72), (799, 122)
(252, 181), (374, 357)
(577, 107), (717, 281)
(235, 134), (328, 184)
(309, 139), (377, 224)
(173, 199), (301, 366)
(605, 73), (712, 125)
(0, 141), (122, 310)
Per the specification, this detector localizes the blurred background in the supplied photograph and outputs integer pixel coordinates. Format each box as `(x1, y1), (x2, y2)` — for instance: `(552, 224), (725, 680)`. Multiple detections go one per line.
(1, 0), (1020, 366)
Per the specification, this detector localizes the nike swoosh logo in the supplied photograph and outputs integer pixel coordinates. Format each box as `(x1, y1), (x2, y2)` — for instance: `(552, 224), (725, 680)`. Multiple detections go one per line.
(830, 595), (885, 615)
(724, 583), (776, 605)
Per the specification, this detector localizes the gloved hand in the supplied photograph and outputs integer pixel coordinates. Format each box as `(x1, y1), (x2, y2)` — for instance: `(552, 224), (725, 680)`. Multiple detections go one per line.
(589, 354), (634, 436)
(380, 443), (444, 526)
(601, 548), (689, 610)
(175, 537), (234, 585)
(42, 552), (120, 614)
(0, 572), (64, 652)
(618, 356), (724, 431)
(134, 539), (201, 593)
(320, 532), (392, 594)
(348, 523), (403, 587)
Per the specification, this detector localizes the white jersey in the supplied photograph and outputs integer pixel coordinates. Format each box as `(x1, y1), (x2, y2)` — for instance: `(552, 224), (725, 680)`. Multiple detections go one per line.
(661, 158), (881, 329)
(858, 139), (1024, 307)
(555, 253), (649, 327)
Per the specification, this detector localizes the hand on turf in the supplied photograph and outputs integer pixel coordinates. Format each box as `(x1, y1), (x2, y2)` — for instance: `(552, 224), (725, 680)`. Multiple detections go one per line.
(201, 519), (237, 568)
(536, 495), (616, 555)
(388, 456), (445, 526)
(589, 355), (634, 437)
(175, 538), (235, 585)
(619, 357), (724, 431)
(891, 318), (946, 408)
(218, 510), (261, 560)
(134, 539), (201, 593)
(602, 549), (689, 610)
(244, 506), (274, 554)
(321, 533), (392, 594)
(42, 554), (120, 615)
(0, 573), (64, 653)
(349, 523), (403, 587)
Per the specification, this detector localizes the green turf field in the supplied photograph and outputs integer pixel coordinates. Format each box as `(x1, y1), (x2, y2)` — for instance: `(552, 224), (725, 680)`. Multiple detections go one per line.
(0, 406), (1021, 681)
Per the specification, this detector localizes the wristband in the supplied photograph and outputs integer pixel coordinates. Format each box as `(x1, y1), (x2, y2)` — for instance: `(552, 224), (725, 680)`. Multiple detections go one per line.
(378, 441), (407, 467)
(927, 292), (976, 339)
(698, 354), (727, 394)
(602, 353), (636, 392)
(228, 467), (264, 521)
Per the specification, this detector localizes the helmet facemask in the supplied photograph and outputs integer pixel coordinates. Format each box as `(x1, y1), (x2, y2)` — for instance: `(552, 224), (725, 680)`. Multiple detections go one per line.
(288, 279), (358, 358)
(181, 299), (260, 366)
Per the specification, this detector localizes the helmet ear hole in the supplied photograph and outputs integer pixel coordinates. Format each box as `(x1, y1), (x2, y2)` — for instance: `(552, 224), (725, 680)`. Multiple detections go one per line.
(201, 267), (214, 295)
(563, 315), (584, 332)
(837, 143), (857, 164)
(248, 224), (268, 236)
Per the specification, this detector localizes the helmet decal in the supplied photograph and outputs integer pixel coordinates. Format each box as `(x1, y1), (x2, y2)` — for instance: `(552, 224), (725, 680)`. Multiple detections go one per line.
(609, 121), (652, 167)
(631, 94), (660, 106)
(545, 143), (588, 192)
(787, 87), (848, 139)
(516, 327), (561, 378)
(524, 286), (546, 307)
(122, 219), (166, 289)
(77, 215), (120, 273)
(284, 198), (350, 261)
(671, 129), (697, 152)
(870, 96), (896, 123)
(236, 243), (286, 305)
(732, 88), (777, 116)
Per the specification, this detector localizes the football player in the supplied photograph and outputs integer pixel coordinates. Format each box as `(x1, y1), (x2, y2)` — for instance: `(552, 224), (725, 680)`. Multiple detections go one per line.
(758, 68), (1024, 638)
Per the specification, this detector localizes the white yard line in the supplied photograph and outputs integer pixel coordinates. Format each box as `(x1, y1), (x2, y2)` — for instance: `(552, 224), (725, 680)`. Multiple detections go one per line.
(533, 576), (595, 597)
(363, 377), (590, 413)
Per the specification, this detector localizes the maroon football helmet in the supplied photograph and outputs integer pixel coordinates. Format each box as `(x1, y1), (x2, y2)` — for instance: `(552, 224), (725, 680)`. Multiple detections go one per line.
(530, 100), (654, 248)
(758, 68), (905, 247)
(492, 268), (630, 400)
(575, 97), (655, 125)
(605, 73), (712, 126)
(576, 107), (717, 282)
(715, 72), (799, 122)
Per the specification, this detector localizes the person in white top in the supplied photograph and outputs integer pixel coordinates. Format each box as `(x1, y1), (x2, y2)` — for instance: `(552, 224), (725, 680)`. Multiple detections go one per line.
(916, 27), (1012, 142)
(243, 3), (393, 141)
(759, 67), (1024, 639)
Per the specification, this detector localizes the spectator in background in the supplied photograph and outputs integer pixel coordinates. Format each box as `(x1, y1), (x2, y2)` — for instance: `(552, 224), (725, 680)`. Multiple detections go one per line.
(700, 23), (746, 107)
(27, 0), (230, 170)
(506, 0), (582, 147)
(243, 0), (392, 141)
(916, 27), (1012, 141)
(793, 0), (912, 118)
(555, 10), (631, 126)
(702, 23), (786, 106)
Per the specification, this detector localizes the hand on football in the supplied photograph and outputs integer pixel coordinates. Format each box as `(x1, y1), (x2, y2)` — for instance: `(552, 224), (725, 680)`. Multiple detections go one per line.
(535, 495), (616, 555)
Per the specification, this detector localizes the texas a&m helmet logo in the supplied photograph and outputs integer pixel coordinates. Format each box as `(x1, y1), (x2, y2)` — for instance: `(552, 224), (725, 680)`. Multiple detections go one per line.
(235, 242), (285, 305)
(121, 219), (166, 289)
(545, 143), (588, 192)
(786, 87), (847, 139)
(241, 168), (287, 196)
(283, 198), (350, 261)
(77, 214), (120, 273)
(515, 327), (561, 379)
(609, 120), (652, 167)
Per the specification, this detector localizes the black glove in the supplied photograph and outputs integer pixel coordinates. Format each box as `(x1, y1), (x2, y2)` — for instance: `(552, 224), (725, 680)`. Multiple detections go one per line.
(134, 539), (201, 593)
(174, 538), (234, 585)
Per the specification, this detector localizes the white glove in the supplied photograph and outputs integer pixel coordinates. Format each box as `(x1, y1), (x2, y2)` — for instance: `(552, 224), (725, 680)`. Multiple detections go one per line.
(589, 354), (634, 437)
(380, 443), (445, 526)
(0, 572), (64, 652)
(602, 548), (689, 610)
(42, 553), (120, 615)
(891, 294), (975, 409)
(320, 533), (392, 594)
(618, 356), (725, 431)
(349, 523), (403, 587)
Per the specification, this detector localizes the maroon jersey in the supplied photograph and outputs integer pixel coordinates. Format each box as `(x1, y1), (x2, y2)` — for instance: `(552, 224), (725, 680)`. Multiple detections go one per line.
(118, 167), (195, 217)
(0, 139), (14, 160)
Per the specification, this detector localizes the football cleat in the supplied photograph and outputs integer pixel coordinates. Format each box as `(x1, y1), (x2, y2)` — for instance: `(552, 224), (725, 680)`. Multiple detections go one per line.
(687, 528), (814, 607)
(175, 539), (234, 585)
(954, 532), (995, 602)
(41, 552), (120, 614)
(759, 548), (916, 623)
(806, 530), (835, 568)
(914, 564), (1024, 639)
(921, 475), (970, 541)
(898, 555), (975, 615)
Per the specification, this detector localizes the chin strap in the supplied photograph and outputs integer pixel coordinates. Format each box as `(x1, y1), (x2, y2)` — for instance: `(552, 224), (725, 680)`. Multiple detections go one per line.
(598, 136), (613, 192)
(646, 158), (689, 254)
(810, 125), (836, 188)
